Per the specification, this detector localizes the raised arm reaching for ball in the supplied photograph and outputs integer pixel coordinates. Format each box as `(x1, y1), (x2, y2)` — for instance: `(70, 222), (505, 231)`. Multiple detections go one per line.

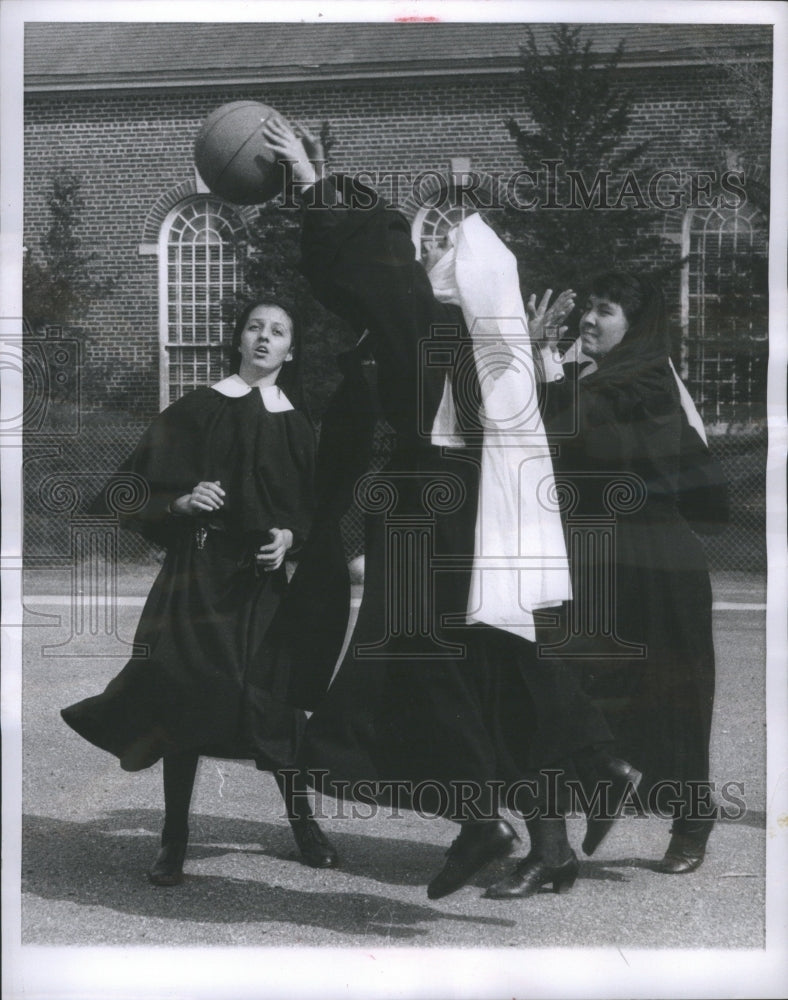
(264, 117), (326, 192)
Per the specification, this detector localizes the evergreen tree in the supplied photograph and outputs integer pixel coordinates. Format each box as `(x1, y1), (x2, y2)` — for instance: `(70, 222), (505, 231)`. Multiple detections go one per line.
(23, 171), (114, 332)
(499, 25), (669, 298)
(712, 54), (771, 218)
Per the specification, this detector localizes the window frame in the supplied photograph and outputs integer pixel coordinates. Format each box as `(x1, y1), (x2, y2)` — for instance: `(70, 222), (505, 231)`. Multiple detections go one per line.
(680, 202), (768, 429)
(157, 196), (247, 410)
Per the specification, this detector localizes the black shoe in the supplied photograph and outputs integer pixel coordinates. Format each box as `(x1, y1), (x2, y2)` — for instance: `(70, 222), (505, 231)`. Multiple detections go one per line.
(290, 817), (339, 869)
(484, 850), (579, 899)
(148, 840), (188, 886)
(581, 756), (642, 856)
(656, 823), (713, 874)
(427, 820), (519, 901)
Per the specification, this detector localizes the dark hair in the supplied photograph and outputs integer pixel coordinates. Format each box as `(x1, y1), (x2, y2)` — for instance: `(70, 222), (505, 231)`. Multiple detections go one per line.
(584, 270), (669, 365)
(230, 298), (305, 407)
(587, 272), (646, 325)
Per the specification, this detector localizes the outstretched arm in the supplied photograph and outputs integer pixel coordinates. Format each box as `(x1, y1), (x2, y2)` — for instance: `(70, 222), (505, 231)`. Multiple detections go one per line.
(264, 118), (452, 434)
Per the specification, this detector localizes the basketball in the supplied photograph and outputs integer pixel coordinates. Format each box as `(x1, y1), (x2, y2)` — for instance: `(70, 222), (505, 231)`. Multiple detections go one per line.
(194, 101), (287, 204)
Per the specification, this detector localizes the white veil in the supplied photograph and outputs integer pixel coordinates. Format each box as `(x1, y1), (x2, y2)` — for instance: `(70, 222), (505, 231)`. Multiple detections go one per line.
(428, 214), (571, 641)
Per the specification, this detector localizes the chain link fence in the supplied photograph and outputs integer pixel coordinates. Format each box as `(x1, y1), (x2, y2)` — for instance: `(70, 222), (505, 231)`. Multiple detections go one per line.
(703, 428), (767, 571)
(22, 410), (765, 573)
(19, 323), (765, 573)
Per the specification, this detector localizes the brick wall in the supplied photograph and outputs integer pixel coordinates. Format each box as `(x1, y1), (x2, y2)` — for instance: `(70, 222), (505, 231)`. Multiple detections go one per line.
(24, 64), (768, 421)
(21, 62), (769, 567)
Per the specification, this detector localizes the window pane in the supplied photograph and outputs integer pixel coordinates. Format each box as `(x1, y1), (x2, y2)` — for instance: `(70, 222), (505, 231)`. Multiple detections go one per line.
(685, 206), (767, 427)
(412, 190), (489, 262)
(163, 198), (245, 406)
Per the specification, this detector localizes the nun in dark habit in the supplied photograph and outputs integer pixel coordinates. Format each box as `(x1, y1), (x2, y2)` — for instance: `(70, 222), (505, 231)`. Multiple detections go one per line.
(535, 272), (729, 874)
(263, 117), (639, 901)
(62, 300), (347, 885)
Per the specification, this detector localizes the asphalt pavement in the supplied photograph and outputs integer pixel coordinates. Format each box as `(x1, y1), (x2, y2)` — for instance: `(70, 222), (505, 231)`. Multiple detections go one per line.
(6, 567), (786, 999)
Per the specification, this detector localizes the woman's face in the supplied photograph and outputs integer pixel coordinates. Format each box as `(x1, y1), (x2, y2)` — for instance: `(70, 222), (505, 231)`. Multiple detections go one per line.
(579, 295), (629, 360)
(237, 305), (294, 381)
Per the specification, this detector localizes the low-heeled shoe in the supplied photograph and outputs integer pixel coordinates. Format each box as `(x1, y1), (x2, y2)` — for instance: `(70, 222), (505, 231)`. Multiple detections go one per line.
(484, 850), (579, 899)
(427, 819), (520, 900)
(656, 826), (712, 874)
(148, 840), (188, 886)
(582, 756), (642, 856)
(290, 817), (340, 868)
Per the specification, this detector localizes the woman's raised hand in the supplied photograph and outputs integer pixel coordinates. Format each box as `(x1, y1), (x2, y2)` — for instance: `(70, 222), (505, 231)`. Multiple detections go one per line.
(293, 120), (325, 177)
(527, 288), (576, 346)
(171, 481), (225, 516)
(256, 528), (294, 573)
(261, 116), (321, 189)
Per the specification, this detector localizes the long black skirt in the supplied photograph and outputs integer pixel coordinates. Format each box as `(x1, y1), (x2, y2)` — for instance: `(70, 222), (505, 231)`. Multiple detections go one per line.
(549, 510), (716, 798)
(61, 529), (307, 773)
(298, 447), (611, 818)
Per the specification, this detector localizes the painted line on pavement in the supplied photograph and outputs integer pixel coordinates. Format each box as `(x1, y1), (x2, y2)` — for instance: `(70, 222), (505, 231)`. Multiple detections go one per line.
(23, 596), (762, 610)
(23, 595), (364, 608)
(712, 602), (766, 611)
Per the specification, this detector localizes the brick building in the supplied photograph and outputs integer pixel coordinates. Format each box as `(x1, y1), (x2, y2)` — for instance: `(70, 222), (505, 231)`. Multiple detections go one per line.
(22, 21), (773, 567)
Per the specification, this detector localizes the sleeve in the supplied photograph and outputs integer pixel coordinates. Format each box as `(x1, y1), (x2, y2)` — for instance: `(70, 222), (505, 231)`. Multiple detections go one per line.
(541, 372), (666, 475)
(112, 392), (213, 547)
(535, 344), (567, 384)
(539, 365), (582, 443)
(282, 413), (317, 554)
(312, 347), (378, 523)
(300, 175), (451, 432)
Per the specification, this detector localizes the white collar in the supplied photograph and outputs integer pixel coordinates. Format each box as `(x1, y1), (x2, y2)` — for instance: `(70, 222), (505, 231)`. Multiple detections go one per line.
(211, 374), (294, 412)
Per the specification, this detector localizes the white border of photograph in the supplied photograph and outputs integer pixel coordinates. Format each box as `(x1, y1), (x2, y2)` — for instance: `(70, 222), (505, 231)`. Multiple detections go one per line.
(2, 1), (786, 998)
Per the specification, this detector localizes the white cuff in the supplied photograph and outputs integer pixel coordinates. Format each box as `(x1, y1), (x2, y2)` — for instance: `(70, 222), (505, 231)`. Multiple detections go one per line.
(537, 343), (565, 382)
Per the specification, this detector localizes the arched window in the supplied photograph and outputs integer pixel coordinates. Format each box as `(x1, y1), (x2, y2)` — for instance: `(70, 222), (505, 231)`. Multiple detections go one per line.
(408, 160), (495, 262)
(411, 200), (475, 261)
(158, 197), (246, 408)
(682, 203), (768, 428)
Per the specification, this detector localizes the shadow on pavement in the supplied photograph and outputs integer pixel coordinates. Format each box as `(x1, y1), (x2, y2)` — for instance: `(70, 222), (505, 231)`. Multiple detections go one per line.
(22, 811), (517, 937)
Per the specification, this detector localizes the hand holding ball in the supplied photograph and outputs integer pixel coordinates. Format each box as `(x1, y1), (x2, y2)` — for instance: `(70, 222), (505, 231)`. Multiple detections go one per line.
(194, 101), (287, 204)
(194, 102), (321, 204)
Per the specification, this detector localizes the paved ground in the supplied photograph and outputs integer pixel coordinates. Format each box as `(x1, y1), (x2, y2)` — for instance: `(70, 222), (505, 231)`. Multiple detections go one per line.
(5, 568), (787, 998)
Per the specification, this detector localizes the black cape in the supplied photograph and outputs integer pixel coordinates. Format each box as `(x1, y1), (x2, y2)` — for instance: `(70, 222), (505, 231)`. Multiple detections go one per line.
(295, 178), (611, 816)
(61, 385), (349, 771)
(543, 347), (729, 794)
